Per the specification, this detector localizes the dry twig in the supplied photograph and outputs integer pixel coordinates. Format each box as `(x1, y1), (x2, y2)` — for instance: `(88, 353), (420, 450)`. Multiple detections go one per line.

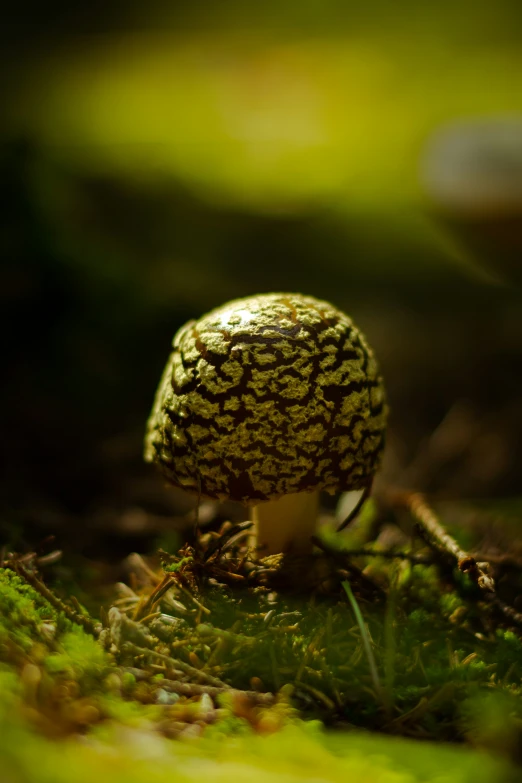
(6, 559), (102, 637)
(387, 491), (495, 594)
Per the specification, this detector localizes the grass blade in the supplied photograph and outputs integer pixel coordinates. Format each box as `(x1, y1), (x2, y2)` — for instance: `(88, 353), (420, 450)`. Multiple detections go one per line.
(342, 580), (384, 706)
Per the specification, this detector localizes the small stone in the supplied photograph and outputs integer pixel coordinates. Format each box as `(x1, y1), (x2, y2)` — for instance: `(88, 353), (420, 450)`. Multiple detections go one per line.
(156, 688), (180, 705)
(179, 723), (203, 740)
(198, 693), (214, 717)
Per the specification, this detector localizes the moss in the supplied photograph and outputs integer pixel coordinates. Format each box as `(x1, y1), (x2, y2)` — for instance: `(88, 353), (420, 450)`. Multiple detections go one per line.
(0, 708), (515, 783)
(44, 630), (110, 686)
(164, 556), (194, 573)
(0, 567), (70, 627)
(98, 692), (162, 726)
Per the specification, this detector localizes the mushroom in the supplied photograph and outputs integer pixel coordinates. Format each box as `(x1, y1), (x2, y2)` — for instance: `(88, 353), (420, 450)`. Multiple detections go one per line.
(144, 293), (387, 555)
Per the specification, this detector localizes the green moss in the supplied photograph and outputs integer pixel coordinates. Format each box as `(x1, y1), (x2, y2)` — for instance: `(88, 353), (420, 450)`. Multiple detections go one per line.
(97, 692), (161, 726)
(0, 713), (514, 783)
(44, 630), (110, 685)
(164, 556), (194, 573)
(0, 568), (59, 649)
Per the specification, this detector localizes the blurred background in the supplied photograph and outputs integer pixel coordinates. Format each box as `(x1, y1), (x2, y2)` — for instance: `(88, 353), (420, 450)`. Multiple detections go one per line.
(2, 0), (522, 565)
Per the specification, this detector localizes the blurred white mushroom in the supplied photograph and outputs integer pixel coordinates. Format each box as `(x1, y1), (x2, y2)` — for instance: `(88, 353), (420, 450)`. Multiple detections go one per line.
(422, 116), (522, 284)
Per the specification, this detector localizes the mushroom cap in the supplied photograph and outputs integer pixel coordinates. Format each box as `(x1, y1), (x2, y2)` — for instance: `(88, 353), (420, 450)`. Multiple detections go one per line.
(144, 293), (387, 503)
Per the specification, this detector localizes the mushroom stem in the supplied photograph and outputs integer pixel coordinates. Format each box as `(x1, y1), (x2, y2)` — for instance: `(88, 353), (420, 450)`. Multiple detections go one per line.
(250, 491), (320, 555)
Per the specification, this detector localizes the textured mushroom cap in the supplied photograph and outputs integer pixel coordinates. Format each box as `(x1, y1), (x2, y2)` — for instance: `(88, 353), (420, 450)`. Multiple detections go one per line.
(144, 293), (387, 503)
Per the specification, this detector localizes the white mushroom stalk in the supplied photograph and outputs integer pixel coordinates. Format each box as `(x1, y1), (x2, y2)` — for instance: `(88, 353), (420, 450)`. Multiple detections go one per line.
(250, 491), (320, 555)
(144, 293), (387, 555)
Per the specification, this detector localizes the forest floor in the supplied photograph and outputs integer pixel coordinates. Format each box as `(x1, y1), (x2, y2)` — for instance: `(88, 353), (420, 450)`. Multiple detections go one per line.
(2, 493), (522, 783)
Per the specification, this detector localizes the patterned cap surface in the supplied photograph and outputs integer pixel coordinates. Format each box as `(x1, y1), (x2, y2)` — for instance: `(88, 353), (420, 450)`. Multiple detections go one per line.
(144, 293), (387, 503)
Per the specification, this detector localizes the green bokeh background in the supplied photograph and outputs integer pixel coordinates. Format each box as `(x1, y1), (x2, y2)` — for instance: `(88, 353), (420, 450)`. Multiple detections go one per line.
(2, 0), (522, 549)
